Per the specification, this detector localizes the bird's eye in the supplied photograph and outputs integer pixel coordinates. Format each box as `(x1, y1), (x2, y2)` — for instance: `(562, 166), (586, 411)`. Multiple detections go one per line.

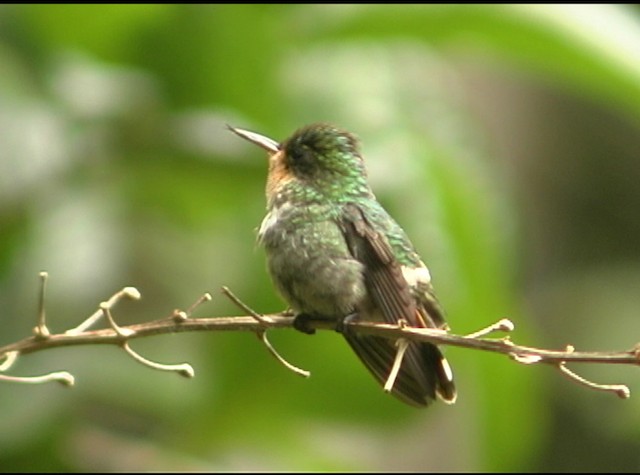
(289, 145), (316, 175)
(291, 145), (313, 163)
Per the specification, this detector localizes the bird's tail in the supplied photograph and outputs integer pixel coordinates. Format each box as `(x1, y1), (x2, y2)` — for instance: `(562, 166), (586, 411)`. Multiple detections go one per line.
(344, 333), (456, 407)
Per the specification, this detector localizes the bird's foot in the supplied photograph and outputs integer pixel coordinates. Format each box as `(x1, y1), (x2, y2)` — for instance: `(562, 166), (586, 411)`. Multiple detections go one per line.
(293, 313), (317, 335)
(334, 313), (359, 334)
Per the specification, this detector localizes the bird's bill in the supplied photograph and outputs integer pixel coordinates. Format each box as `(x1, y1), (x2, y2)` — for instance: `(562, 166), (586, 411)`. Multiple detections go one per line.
(227, 125), (280, 154)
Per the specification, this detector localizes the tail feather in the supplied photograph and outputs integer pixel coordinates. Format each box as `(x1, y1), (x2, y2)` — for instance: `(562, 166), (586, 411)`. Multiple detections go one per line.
(422, 341), (457, 404)
(344, 333), (456, 407)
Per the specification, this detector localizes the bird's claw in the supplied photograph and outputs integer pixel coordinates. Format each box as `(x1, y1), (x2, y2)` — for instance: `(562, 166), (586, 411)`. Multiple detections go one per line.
(293, 313), (317, 335)
(335, 313), (359, 334)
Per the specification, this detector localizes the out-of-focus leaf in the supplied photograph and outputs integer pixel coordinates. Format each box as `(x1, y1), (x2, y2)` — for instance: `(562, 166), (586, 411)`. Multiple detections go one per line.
(307, 4), (640, 122)
(19, 4), (173, 62)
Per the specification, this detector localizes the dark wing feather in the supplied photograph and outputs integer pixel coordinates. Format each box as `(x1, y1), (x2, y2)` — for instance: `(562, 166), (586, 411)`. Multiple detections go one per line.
(340, 203), (456, 406)
(343, 204), (417, 325)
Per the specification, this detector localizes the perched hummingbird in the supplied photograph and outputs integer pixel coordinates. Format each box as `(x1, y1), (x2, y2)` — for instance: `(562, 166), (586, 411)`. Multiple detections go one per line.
(229, 123), (456, 407)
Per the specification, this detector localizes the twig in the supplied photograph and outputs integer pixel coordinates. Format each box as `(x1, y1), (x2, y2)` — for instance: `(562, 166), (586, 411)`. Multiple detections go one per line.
(65, 286), (141, 335)
(558, 362), (630, 399)
(384, 338), (409, 393)
(465, 318), (514, 338)
(0, 371), (75, 386)
(173, 292), (213, 322)
(257, 331), (310, 378)
(221, 286), (273, 324)
(33, 271), (50, 339)
(1, 277), (200, 386)
(222, 286), (309, 377)
(122, 342), (195, 378)
(0, 273), (638, 398)
(0, 351), (18, 372)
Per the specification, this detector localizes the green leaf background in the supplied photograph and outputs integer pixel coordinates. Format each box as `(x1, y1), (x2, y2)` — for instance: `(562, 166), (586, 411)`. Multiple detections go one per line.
(1, 4), (639, 471)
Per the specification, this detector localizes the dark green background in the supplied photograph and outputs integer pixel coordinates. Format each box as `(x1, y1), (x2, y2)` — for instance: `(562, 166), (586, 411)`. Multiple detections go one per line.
(1, 4), (639, 471)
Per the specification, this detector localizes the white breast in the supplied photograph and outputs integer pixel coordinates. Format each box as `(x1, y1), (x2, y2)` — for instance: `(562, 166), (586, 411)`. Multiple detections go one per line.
(258, 209), (278, 239)
(258, 201), (292, 240)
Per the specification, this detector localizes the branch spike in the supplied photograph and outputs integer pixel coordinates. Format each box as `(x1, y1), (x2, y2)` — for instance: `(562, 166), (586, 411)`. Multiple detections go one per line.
(123, 287), (141, 300)
(122, 342), (194, 378)
(221, 286), (273, 324)
(101, 303), (135, 338)
(66, 286), (142, 335)
(0, 370), (75, 386)
(384, 338), (409, 393)
(258, 330), (310, 377)
(187, 293), (212, 316)
(0, 351), (19, 372)
(558, 362), (630, 399)
(173, 310), (188, 322)
(33, 271), (51, 339)
(511, 353), (543, 364)
(465, 318), (515, 339)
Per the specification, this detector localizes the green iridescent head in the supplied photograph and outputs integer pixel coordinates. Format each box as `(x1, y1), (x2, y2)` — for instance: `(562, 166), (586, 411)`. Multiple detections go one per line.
(230, 123), (372, 203)
(281, 123), (364, 180)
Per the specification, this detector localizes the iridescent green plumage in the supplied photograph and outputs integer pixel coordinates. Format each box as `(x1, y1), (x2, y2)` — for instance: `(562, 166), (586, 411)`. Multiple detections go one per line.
(230, 123), (456, 407)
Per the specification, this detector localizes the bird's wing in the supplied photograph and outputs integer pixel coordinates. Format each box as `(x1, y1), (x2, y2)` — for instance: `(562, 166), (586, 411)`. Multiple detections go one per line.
(341, 203), (419, 326)
(339, 203), (456, 406)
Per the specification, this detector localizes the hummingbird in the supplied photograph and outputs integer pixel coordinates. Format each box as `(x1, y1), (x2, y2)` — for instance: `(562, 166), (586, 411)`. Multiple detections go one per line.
(229, 123), (456, 407)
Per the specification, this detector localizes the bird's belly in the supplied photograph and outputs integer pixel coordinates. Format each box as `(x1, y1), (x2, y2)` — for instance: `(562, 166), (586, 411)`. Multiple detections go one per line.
(261, 218), (367, 318)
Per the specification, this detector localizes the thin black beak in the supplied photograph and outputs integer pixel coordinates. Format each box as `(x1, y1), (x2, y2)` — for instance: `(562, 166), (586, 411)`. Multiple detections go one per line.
(227, 124), (280, 154)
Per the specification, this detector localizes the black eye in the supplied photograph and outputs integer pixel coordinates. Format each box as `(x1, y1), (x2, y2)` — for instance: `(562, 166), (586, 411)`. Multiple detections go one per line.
(289, 144), (316, 176)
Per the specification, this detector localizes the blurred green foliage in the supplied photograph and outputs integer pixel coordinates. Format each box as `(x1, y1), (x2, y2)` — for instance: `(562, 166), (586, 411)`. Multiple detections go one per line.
(1, 4), (640, 471)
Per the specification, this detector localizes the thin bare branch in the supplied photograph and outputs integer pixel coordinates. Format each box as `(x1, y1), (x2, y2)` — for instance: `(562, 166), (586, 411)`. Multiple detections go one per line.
(0, 276), (638, 397)
(33, 271), (50, 339)
(66, 286), (140, 335)
(465, 318), (514, 338)
(186, 293), (213, 317)
(221, 286), (274, 324)
(257, 330), (310, 378)
(346, 322), (640, 367)
(384, 338), (409, 393)
(222, 285), (309, 377)
(0, 371), (75, 386)
(122, 342), (195, 378)
(3, 314), (638, 366)
(558, 363), (630, 399)
(0, 351), (19, 372)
